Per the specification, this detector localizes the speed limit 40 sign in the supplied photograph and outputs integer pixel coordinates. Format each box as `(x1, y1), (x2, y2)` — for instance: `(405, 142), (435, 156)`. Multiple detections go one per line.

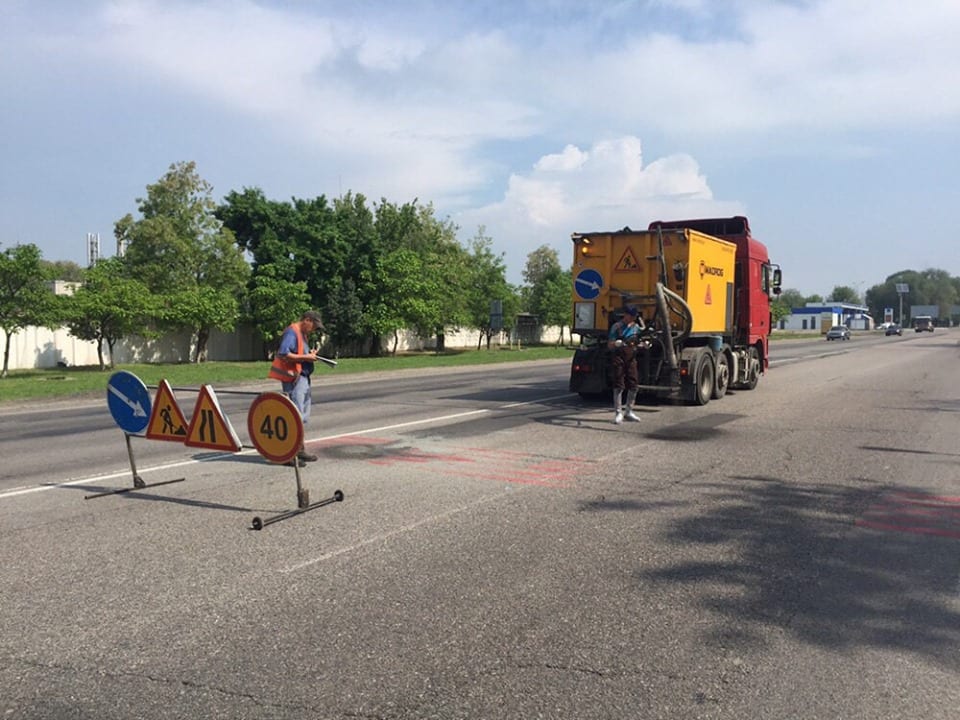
(247, 392), (305, 464)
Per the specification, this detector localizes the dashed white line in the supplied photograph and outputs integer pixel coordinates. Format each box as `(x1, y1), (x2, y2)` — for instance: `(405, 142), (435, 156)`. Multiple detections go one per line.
(280, 490), (509, 573)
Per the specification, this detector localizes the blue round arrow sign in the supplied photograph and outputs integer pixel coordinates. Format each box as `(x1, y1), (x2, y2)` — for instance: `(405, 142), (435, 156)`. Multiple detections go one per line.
(106, 371), (152, 434)
(575, 269), (603, 299)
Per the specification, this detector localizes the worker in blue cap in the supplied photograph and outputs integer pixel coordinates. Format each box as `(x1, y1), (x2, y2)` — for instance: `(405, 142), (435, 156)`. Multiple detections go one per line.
(607, 305), (642, 424)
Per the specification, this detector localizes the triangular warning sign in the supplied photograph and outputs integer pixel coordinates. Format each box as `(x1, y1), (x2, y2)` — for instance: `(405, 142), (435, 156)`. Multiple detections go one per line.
(615, 246), (640, 271)
(146, 379), (189, 442)
(184, 385), (242, 452)
(704, 284), (713, 305)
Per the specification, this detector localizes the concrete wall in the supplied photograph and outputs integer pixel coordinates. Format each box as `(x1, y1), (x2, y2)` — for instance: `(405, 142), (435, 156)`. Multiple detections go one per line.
(2, 323), (572, 371)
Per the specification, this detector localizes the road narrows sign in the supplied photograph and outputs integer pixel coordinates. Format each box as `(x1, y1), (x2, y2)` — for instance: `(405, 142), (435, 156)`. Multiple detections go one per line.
(184, 385), (242, 452)
(146, 379), (189, 442)
(106, 371), (152, 434)
(247, 392), (304, 464)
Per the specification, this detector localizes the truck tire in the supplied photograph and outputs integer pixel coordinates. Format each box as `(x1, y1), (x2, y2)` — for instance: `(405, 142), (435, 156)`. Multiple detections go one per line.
(712, 351), (729, 399)
(688, 350), (714, 406)
(741, 347), (760, 390)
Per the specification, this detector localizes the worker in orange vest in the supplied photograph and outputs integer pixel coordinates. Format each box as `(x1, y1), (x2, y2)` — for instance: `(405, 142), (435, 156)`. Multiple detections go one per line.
(268, 310), (325, 465)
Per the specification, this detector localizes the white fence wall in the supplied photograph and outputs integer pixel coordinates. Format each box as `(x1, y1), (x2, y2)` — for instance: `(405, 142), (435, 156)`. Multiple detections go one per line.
(2, 324), (573, 371)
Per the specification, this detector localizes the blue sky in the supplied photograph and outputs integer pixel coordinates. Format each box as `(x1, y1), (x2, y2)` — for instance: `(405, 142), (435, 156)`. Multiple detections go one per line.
(2, 0), (959, 296)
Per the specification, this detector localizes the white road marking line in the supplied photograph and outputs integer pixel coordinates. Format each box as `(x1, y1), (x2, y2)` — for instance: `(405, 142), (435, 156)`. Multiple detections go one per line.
(0, 393), (573, 502)
(280, 490), (509, 573)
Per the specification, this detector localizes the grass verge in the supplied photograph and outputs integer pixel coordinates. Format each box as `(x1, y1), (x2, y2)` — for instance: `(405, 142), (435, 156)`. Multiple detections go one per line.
(0, 345), (575, 405)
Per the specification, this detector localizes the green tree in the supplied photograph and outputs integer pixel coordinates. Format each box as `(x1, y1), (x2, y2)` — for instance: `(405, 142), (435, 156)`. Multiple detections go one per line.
(219, 187), (348, 344)
(522, 245), (566, 338)
(522, 245), (562, 289)
(362, 199), (467, 355)
(247, 263), (313, 357)
(828, 285), (860, 304)
(119, 161), (250, 362)
(538, 269), (573, 344)
(461, 229), (517, 350)
(0, 243), (59, 377)
(865, 269), (959, 325)
(63, 257), (156, 370)
(41, 260), (85, 282)
(771, 288), (805, 326)
(325, 277), (364, 354)
(777, 288), (806, 310)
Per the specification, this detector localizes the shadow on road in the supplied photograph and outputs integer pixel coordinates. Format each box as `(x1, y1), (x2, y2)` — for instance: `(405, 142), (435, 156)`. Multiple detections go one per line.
(588, 475), (960, 671)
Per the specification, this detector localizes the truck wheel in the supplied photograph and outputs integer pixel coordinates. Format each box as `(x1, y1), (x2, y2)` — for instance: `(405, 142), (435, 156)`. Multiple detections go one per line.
(689, 351), (714, 406)
(712, 351), (729, 399)
(741, 347), (760, 390)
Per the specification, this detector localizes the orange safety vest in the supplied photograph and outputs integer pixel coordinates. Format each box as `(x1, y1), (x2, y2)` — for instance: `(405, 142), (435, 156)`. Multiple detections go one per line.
(267, 323), (305, 382)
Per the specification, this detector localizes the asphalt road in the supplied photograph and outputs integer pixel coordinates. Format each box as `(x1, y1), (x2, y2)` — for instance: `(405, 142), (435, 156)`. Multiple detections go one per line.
(1, 331), (958, 719)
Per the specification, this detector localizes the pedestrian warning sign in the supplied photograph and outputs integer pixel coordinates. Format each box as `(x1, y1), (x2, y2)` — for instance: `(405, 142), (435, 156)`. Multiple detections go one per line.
(615, 246), (640, 271)
(184, 385), (242, 452)
(146, 379), (189, 442)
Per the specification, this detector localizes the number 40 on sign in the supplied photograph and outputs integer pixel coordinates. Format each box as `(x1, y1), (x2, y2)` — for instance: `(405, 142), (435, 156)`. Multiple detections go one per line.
(247, 392), (305, 464)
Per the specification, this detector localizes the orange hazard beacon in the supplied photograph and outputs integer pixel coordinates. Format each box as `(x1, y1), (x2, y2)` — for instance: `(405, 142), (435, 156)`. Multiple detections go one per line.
(569, 217), (782, 404)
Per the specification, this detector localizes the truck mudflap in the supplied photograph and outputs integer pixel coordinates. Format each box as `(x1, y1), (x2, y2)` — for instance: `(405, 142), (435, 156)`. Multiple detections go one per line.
(569, 346), (610, 396)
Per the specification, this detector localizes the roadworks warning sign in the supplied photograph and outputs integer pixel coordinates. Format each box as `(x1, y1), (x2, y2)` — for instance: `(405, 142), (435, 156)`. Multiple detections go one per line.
(145, 379), (189, 442)
(184, 385), (242, 452)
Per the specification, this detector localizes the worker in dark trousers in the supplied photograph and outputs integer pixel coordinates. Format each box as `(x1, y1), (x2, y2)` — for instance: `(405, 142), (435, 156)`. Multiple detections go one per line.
(607, 305), (642, 425)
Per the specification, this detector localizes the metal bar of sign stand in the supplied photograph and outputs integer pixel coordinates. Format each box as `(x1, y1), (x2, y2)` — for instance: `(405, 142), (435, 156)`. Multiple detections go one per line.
(84, 433), (185, 500)
(250, 462), (344, 530)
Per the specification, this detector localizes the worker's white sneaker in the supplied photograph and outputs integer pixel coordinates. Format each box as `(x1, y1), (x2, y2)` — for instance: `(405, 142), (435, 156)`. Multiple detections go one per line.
(613, 411), (623, 425)
(625, 410), (640, 422)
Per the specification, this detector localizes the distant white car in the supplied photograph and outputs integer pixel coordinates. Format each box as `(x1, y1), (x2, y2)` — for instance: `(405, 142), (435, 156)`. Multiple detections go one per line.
(826, 325), (851, 341)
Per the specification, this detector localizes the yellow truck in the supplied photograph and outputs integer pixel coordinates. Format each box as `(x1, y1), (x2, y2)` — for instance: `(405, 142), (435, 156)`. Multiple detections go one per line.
(569, 216), (781, 404)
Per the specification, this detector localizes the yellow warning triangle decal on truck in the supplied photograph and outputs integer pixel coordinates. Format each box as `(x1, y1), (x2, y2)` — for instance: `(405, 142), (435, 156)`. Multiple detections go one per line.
(146, 379), (189, 442)
(184, 385), (242, 452)
(615, 246), (641, 271)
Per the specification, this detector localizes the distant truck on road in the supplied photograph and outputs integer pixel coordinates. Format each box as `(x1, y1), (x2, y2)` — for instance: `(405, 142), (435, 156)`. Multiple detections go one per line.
(913, 315), (934, 332)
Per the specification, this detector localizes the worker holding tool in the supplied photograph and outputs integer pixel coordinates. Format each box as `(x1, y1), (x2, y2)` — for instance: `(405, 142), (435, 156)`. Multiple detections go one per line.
(267, 310), (325, 463)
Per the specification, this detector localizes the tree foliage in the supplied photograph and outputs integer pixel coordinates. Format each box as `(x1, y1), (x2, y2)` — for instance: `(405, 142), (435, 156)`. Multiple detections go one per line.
(461, 229), (518, 350)
(865, 269), (960, 324)
(0, 243), (59, 377)
(828, 285), (860, 304)
(521, 245), (571, 341)
(119, 162), (249, 361)
(63, 257), (155, 370)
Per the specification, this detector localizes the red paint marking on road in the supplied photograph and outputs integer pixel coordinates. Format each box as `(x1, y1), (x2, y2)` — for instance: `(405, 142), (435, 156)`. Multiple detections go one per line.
(863, 506), (960, 522)
(316, 437), (589, 488)
(887, 491), (960, 505)
(459, 447), (540, 458)
(460, 446), (593, 465)
(855, 518), (960, 540)
(856, 491), (960, 539)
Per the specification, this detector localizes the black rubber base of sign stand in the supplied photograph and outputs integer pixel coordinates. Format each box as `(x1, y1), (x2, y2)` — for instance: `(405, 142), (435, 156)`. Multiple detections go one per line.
(251, 489), (344, 530)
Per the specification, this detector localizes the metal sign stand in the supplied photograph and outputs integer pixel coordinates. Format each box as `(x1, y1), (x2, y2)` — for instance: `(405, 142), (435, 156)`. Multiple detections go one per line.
(250, 463), (344, 531)
(247, 391), (344, 530)
(84, 433), (186, 500)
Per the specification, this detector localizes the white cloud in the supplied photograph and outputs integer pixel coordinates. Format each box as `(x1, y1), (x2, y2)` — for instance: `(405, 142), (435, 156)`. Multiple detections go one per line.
(4, 0), (960, 293)
(456, 136), (742, 282)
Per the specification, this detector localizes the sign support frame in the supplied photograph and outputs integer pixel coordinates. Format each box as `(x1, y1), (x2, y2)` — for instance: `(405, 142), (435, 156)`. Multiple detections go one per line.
(84, 433), (186, 500)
